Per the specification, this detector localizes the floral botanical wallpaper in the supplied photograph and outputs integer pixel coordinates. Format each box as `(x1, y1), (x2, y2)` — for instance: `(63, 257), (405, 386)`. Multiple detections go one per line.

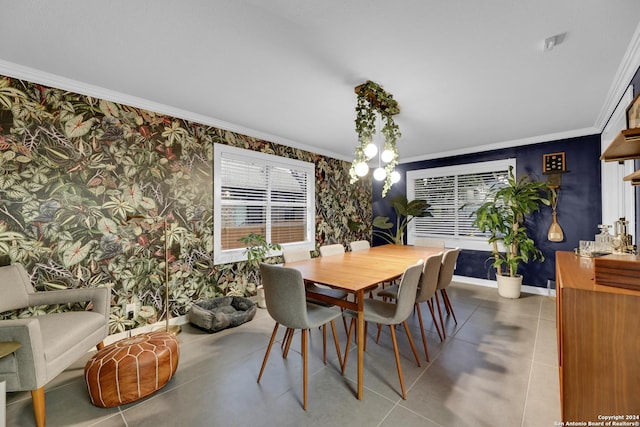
(0, 75), (371, 333)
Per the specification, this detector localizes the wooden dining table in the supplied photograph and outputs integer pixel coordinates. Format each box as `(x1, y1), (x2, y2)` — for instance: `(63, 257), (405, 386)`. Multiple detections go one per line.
(283, 243), (443, 400)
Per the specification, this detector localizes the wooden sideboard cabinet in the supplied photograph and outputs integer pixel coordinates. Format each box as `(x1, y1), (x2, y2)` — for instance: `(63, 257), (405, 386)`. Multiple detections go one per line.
(555, 251), (640, 422)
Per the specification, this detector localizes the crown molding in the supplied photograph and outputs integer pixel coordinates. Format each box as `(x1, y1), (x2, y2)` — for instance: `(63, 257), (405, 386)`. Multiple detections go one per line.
(0, 59), (349, 161)
(401, 126), (600, 164)
(595, 21), (640, 131)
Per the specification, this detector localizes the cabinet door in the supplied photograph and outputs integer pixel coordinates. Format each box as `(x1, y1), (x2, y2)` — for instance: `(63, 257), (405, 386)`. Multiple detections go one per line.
(562, 288), (640, 421)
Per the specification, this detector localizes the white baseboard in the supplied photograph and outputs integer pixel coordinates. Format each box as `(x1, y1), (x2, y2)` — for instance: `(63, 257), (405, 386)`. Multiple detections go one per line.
(102, 277), (557, 343)
(453, 275), (556, 297)
(104, 314), (190, 345)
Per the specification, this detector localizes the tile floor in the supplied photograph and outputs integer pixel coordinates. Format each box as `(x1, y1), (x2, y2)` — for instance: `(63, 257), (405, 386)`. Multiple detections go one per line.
(6, 282), (561, 427)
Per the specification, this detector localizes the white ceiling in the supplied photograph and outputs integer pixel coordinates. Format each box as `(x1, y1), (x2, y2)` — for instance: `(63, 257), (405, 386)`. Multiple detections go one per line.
(2, 1), (640, 162)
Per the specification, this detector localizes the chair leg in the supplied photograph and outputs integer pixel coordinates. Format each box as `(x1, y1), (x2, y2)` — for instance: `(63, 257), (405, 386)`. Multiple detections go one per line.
(330, 319), (343, 368)
(427, 299), (444, 342)
(322, 323), (327, 364)
(389, 325), (407, 400)
(442, 289), (458, 324)
(280, 328), (289, 350)
(442, 289), (451, 315)
(301, 328), (308, 410)
(283, 328), (294, 358)
(96, 341), (105, 351)
(375, 323), (383, 343)
(341, 318), (355, 375)
(363, 321), (368, 352)
(415, 303), (430, 362)
(402, 321), (421, 367)
(341, 309), (348, 335)
(31, 387), (46, 427)
(434, 292), (446, 339)
(258, 322), (280, 383)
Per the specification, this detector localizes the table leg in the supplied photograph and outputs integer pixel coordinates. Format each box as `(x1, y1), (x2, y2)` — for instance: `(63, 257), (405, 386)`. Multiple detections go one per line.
(356, 289), (364, 400)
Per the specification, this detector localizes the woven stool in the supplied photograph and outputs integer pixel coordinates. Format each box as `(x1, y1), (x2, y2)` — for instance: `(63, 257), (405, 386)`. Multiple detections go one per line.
(84, 331), (179, 407)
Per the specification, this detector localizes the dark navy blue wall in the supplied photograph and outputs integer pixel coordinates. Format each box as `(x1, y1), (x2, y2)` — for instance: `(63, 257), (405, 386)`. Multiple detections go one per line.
(630, 69), (640, 241)
(373, 134), (602, 288)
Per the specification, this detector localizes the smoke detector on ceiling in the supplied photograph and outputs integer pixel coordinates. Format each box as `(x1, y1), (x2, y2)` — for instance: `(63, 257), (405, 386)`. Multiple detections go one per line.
(542, 32), (567, 52)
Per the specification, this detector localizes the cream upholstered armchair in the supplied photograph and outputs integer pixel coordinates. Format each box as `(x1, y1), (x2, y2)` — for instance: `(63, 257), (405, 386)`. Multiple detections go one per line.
(0, 264), (110, 427)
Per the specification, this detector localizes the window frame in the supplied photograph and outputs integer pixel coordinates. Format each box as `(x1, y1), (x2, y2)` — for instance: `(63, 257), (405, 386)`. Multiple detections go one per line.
(213, 144), (316, 265)
(406, 158), (515, 251)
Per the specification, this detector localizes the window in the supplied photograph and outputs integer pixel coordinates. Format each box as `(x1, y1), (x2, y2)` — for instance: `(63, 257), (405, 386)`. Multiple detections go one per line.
(214, 144), (315, 264)
(406, 159), (515, 251)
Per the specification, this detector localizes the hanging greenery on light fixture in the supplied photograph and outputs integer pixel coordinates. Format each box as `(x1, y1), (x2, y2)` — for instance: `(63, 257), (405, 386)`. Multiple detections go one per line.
(349, 80), (401, 197)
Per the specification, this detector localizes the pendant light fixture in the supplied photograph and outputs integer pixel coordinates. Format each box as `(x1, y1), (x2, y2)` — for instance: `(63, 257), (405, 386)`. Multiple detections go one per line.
(349, 81), (401, 197)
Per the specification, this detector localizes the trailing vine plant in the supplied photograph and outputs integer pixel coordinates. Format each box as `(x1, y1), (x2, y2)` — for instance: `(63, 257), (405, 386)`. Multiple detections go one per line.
(349, 80), (401, 197)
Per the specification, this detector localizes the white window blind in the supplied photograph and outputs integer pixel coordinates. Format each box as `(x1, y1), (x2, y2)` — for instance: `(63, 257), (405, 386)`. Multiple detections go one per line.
(407, 159), (515, 250)
(214, 144), (315, 264)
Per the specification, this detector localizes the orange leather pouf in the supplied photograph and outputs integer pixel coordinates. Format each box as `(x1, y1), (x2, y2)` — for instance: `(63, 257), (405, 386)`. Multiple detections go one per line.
(84, 331), (179, 408)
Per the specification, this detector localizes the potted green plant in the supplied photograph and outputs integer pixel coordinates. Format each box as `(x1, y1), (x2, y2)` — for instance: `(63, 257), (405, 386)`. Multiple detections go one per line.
(238, 232), (282, 307)
(471, 166), (551, 298)
(373, 195), (432, 244)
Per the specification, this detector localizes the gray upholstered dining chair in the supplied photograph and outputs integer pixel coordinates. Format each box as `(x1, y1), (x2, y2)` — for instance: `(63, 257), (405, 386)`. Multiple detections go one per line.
(349, 240), (370, 251)
(0, 263), (110, 427)
(283, 248), (348, 304)
(340, 261), (423, 400)
(434, 248), (461, 339)
(377, 252), (444, 359)
(281, 248), (348, 346)
(257, 263), (343, 410)
(318, 243), (345, 257)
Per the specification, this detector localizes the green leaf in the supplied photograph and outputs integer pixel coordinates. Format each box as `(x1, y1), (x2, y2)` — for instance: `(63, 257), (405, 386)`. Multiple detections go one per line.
(64, 114), (93, 138)
(99, 100), (120, 117)
(97, 218), (119, 235)
(63, 240), (91, 267)
(373, 216), (393, 229)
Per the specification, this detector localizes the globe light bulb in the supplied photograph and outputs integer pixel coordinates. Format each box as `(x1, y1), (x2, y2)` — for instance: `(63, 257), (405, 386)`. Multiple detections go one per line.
(373, 167), (387, 181)
(363, 143), (378, 160)
(390, 170), (401, 183)
(355, 162), (369, 177)
(380, 149), (394, 163)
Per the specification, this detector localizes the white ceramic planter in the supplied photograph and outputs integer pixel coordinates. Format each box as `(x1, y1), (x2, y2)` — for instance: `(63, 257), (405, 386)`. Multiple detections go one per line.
(256, 286), (266, 308)
(496, 275), (522, 299)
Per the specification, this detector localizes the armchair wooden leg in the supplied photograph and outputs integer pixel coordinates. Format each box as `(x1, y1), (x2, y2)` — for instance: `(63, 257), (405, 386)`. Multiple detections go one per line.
(31, 387), (46, 427)
(258, 323), (280, 383)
